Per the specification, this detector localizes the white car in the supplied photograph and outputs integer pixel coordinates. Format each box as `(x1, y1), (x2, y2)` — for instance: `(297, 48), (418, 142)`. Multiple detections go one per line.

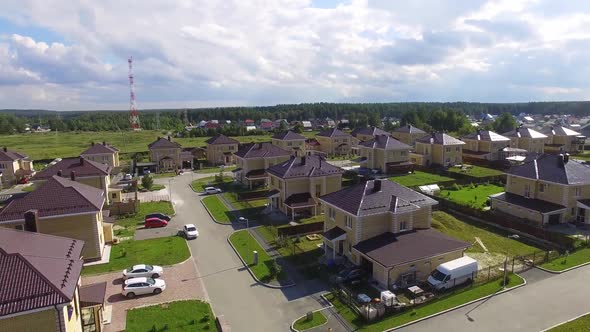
(123, 174), (133, 181)
(204, 187), (222, 194)
(183, 224), (199, 239)
(123, 264), (163, 279)
(122, 277), (166, 298)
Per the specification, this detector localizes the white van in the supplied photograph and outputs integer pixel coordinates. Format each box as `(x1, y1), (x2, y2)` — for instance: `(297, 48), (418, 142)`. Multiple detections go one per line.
(427, 256), (478, 291)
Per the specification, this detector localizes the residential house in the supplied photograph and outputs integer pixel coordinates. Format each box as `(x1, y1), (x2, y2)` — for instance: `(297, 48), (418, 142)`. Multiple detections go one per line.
(461, 129), (511, 161)
(271, 131), (307, 157)
(0, 228), (107, 332)
(0, 175), (112, 260)
(31, 157), (116, 205)
(80, 141), (120, 167)
(233, 142), (291, 188)
(320, 179), (470, 288)
(273, 119), (289, 130)
(502, 126), (547, 154)
(351, 127), (390, 143)
(358, 135), (413, 174)
(148, 136), (186, 172)
(490, 153), (590, 226)
(301, 121), (313, 131)
(542, 126), (586, 154)
(392, 124), (429, 146)
(259, 119), (274, 131)
(0, 147), (34, 186)
(267, 155), (344, 219)
(205, 134), (239, 165)
(411, 133), (465, 167)
(315, 128), (353, 156)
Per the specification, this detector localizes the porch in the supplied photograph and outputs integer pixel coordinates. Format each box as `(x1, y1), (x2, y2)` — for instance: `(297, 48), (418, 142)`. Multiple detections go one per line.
(80, 282), (107, 332)
(322, 226), (347, 264)
(284, 192), (319, 221)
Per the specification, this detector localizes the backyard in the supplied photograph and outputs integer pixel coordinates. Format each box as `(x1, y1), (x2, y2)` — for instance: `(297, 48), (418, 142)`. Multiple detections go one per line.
(540, 247), (590, 272)
(229, 229), (287, 283)
(447, 164), (505, 178)
(126, 300), (218, 332)
(82, 236), (190, 275)
(202, 195), (233, 224)
(389, 171), (455, 187)
(438, 183), (504, 210)
(114, 201), (175, 238)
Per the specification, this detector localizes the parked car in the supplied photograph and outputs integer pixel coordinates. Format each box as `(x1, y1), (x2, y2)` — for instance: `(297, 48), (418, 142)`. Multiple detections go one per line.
(144, 218), (168, 228)
(123, 264), (164, 279)
(330, 268), (365, 284)
(183, 224), (199, 239)
(123, 174), (133, 181)
(121, 277), (166, 298)
(145, 213), (171, 221)
(427, 256), (478, 291)
(143, 167), (151, 174)
(204, 187), (222, 194)
(18, 177), (29, 184)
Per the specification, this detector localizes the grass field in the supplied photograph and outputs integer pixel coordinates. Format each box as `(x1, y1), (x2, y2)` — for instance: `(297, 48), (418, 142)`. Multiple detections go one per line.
(126, 300), (218, 332)
(540, 247), (590, 272)
(293, 311), (327, 331)
(439, 183), (504, 209)
(327, 274), (524, 331)
(196, 165), (237, 173)
(447, 165), (504, 178)
(229, 230), (285, 283)
(389, 171), (455, 187)
(191, 176), (233, 192)
(82, 236), (189, 275)
(548, 312), (590, 331)
(202, 195), (232, 224)
(114, 201), (174, 237)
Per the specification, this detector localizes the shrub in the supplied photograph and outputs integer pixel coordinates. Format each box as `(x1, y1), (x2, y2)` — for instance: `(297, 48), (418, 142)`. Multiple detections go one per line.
(141, 174), (154, 190)
(451, 183), (461, 191)
(469, 183), (476, 189)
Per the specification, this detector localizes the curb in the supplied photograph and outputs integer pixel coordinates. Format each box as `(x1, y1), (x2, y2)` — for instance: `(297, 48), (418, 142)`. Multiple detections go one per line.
(200, 196), (233, 225)
(535, 260), (590, 274)
(290, 294), (333, 332)
(540, 310), (590, 331)
(226, 230), (296, 289)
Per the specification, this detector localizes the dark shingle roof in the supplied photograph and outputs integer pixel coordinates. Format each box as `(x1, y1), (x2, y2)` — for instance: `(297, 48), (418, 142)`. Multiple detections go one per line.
(267, 155), (344, 179)
(359, 135), (412, 150)
(416, 133), (465, 146)
(393, 124), (426, 134)
(205, 134), (239, 145)
(0, 176), (104, 221)
(0, 148), (28, 162)
(271, 131), (305, 141)
(80, 142), (118, 155)
(234, 142), (291, 159)
(148, 137), (182, 149)
(79, 282), (107, 307)
(317, 128), (351, 138)
(491, 192), (566, 213)
(0, 228), (84, 316)
(353, 229), (470, 268)
(507, 153), (590, 185)
(351, 127), (389, 137)
(542, 126), (583, 137)
(323, 226), (346, 241)
(502, 127), (547, 139)
(32, 157), (110, 181)
(462, 130), (510, 142)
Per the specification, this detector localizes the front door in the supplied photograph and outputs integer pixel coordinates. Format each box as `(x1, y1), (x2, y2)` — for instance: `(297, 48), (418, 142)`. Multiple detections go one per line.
(578, 208), (586, 223)
(548, 213), (561, 225)
(338, 240), (344, 255)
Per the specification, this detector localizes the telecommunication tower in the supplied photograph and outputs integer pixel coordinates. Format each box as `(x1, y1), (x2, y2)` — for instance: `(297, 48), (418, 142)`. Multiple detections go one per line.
(128, 56), (141, 130)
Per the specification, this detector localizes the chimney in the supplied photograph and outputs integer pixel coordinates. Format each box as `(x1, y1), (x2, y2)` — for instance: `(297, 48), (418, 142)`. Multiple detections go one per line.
(168, 136), (171, 141)
(301, 156), (306, 165)
(57, 169), (63, 177)
(3, 147), (6, 152)
(24, 210), (38, 232)
(102, 141), (106, 146)
(91, 141), (95, 146)
(157, 136), (161, 140)
(70, 171), (76, 181)
(373, 179), (382, 193)
(79, 157), (85, 166)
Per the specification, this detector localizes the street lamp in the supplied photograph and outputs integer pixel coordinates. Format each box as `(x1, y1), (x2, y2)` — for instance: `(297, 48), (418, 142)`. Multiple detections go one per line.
(168, 178), (174, 200)
(239, 217), (249, 233)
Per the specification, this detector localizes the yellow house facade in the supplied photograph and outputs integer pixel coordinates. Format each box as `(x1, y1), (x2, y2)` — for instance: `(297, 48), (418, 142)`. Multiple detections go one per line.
(80, 142), (120, 167)
(542, 126), (586, 154)
(315, 128), (353, 156)
(358, 135), (413, 173)
(502, 126), (547, 153)
(461, 130), (511, 161)
(271, 131), (306, 157)
(412, 133), (465, 167)
(205, 134), (239, 165)
(233, 142), (291, 188)
(392, 124), (429, 146)
(148, 136), (182, 172)
(0, 147), (34, 186)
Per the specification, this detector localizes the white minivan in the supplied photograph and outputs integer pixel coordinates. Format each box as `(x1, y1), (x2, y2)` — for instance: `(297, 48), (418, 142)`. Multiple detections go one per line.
(427, 256), (478, 291)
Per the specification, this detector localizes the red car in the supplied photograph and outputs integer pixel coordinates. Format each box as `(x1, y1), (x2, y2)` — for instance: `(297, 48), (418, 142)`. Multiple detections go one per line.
(144, 218), (168, 228)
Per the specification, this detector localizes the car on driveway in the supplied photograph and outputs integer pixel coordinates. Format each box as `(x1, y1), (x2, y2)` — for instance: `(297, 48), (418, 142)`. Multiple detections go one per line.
(123, 173), (133, 181)
(144, 218), (168, 228)
(183, 224), (199, 239)
(145, 213), (171, 221)
(122, 277), (166, 298)
(330, 268), (365, 284)
(123, 264), (164, 279)
(204, 187), (222, 194)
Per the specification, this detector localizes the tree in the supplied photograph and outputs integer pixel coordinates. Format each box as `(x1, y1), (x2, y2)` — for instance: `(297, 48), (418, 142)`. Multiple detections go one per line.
(293, 123), (304, 133)
(368, 112), (381, 128)
(493, 112), (518, 134)
(141, 174), (154, 191)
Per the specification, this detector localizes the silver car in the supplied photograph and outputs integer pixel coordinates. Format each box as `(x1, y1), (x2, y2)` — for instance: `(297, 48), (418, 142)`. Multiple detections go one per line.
(122, 277), (166, 298)
(183, 224), (199, 239)
(123, 264), (163, 279)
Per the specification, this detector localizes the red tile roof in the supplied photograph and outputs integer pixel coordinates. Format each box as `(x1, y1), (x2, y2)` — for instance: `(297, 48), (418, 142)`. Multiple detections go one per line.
(32, 157), (110, 181)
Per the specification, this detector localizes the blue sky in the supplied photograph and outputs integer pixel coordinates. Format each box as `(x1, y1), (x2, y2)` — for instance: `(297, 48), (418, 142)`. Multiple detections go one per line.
(0, 0), (589, 110)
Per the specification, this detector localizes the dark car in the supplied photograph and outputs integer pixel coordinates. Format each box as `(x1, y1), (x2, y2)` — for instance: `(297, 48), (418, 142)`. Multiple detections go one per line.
(144, 218), (168, 228)
(330, 268), (365, 284)
(145, 213), (171, 221)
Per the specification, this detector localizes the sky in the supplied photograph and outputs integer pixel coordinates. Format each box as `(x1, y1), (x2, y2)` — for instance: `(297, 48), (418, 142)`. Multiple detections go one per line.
(1, 0), (590, 110)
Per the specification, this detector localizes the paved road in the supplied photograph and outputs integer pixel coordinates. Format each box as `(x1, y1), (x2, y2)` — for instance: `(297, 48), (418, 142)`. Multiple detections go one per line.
(400, 266), (590, 332)
(161, 174), (329, 332)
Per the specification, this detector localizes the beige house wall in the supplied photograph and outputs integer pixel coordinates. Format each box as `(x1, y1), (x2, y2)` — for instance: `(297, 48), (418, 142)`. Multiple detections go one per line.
(392, 132), (428, 146)
(490, 198), (544, 225)
(271, 139), (306, 156)
(510, 137), (545, 153)
(0, 308), (59, 332)
(206, 143), (238, 165)
(270, 174), (342, 215)
(0, 158), (33, 186)
(316, 136), (352, 156)
(81, 152), (119, 167)
(235, 155), (290, 185)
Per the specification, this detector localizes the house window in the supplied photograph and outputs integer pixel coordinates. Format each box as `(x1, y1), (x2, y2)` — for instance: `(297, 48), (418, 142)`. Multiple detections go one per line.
(455, 147), (460, 152)
(400, 221), (407, 231)
(15, 224), (24, 231)
(288, 142), (292, 146)
(446, 147), (451, 153)
(575, 187), (582, 197)
(270, 177), (275, 186)
(401, 151), (407, 156)
(524, 184), (531, 198)
(539, 184), (545, 192)
(348, 242), (352, 253)
(315, 184), (322, 197)
(278, 181), (282, 189)
(345, 215), (352, 229)
(329, 208), (335, 220)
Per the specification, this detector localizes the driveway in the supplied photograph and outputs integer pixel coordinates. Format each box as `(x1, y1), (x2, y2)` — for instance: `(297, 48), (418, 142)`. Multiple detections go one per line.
(82, 260), (207, 332)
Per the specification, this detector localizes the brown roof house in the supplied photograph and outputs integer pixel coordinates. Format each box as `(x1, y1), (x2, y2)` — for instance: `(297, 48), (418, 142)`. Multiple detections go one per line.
(411, 133), (466, 167)
(0, 228), (107, 332)
(0, 147), (34, 187)
(314, 128), (353, 157)
(502, 126), (548, 154)
(233, 142), (291, 189)
(148, 136), (190, 172)
(461, 129), (511, 161)
(352, 126), (390, 143)
(490, 153), (590, 226)
(358, 135), (413, 174)
(320, 179), (470, 288)
(205, 134), (239, 166)
(267, 155), (344, 220)
(0, 175), (112, 261)
(392, 124), (429, 146)
(31, 157), (115, 205)
(542, 126), (586, 154)
(80, 141), (120, 167)
(271, 131), (306, 157)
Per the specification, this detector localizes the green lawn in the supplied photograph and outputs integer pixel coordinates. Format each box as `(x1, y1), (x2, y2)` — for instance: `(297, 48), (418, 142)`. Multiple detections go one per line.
(548, 313), (590, 331)
(222, 191), (267, 218)
(114, 201), (174, 237)
(191, 176), (233, 192)
(389, 171), (455, 187)
(196, 165), (237, 173)
(293, 311), (328, 331)
(229, 230), (285, 283)
(540, 247), (590, 272)
(126, 300), (218, 332)
(150, 172), (177, 179)
(202, 195), (232, 224)
(432, 211), (540, 257)
(326, 274), (524, 331)
(137, 183), (166, 192)
(21, 185), (35, 192)
(439, 183), (504, 209)
(447, 164), (504, 178)
(82, 236), (190, 275)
